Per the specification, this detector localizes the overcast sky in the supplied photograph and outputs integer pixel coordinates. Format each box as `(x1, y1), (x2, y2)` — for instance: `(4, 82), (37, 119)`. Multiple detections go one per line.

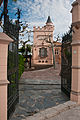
(0, 0), (75, 41)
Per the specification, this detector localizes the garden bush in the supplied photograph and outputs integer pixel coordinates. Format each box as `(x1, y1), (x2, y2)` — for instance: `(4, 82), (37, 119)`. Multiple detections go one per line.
(18, 54), (24, 79)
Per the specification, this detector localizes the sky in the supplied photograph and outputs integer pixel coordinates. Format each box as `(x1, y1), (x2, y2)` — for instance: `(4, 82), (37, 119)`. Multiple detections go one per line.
(0, 0), (75, 41)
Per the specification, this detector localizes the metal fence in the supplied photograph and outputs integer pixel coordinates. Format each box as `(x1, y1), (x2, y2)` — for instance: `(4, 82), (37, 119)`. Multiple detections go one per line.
(0, 0), (20, 119)
(4, 15), (20, 120)
(61, 34), (72, 98)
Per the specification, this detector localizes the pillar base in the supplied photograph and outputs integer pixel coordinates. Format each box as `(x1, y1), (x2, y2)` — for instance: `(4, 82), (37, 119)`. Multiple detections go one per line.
(0, 80), (9, 120)
(71, 91), (80, 104)
(0, 80), (9, 85)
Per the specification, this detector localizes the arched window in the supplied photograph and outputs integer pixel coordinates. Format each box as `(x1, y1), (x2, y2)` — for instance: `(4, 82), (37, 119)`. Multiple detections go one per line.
(55, 49), (58, 55)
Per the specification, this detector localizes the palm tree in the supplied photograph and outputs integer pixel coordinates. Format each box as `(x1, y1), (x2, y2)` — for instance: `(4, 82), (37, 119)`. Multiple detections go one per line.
(0, 0), (18, 23)
(0, 0), (17, 6)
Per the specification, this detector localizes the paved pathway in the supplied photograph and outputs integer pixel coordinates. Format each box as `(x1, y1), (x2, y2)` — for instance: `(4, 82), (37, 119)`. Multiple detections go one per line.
(10, 65), (69, 120)
(25, 101), (77, 120)
(48, 105), (80, 120)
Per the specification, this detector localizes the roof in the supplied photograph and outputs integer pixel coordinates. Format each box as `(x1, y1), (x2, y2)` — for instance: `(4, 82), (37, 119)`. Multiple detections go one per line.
(46, 16), (52, 23)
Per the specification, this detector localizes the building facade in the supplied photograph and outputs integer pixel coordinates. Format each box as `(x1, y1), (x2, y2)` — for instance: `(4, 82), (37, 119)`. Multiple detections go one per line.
(32, 16), (61, 65)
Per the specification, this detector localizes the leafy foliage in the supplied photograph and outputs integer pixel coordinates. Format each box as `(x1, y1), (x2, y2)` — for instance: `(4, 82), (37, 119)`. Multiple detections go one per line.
(64, 48), (72, 61)
(18, 44), (31, 56)
(8, 51), (24, 79)
(62, 26), (72, 65)
(18, 54), (24, 79)
(26, 44), (31, 53)
(18, 46), (25, 55)
(62, 26), (72, 43)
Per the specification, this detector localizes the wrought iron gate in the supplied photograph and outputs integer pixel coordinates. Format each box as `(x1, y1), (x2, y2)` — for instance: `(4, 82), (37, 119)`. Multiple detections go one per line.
(0, 0), (21, 119)
(61, 33), (72, 98)
(3, 13), (20, 120)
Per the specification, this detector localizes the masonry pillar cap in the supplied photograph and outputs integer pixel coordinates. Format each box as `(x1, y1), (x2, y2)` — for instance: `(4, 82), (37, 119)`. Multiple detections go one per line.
(0, 32), (13, 44)
(71, 40), (80, 46)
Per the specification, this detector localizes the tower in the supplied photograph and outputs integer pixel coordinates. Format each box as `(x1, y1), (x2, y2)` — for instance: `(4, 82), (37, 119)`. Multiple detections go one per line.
(32, 16), (54, 65)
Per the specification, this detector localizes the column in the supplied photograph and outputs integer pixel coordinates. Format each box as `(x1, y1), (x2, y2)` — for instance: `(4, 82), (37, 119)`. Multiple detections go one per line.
(71, 0), (80, 103)
(0, 33), (13, 120)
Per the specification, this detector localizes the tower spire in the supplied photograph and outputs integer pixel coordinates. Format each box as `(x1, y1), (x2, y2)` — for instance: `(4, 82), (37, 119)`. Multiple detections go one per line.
(46, 16), (52, 23)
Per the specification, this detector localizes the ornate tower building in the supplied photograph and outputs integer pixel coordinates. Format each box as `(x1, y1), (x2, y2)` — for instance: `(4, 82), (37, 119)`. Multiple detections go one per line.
(32, 16), (54, 65)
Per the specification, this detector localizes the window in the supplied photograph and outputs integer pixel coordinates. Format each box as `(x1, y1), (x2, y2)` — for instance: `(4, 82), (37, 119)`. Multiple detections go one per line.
(39, 48), (47, 58)
(55, 49), (58, 55)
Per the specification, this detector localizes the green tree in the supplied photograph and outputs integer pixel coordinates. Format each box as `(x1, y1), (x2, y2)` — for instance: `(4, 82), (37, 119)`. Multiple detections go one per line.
(18, 43), (31, 56)
(18, 46), (25, 55)
(62, 26), (72, 64)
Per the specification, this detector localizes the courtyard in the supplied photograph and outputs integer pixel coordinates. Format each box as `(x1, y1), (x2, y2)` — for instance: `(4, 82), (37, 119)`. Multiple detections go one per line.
(10, 64), (69, 120)
(1, 1), (80, 120)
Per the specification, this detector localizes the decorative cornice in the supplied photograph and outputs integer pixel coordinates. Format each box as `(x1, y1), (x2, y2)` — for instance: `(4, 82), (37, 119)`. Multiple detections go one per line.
(72, 21), (80, 29)
(71, 41), (80, 46)
(33, 45), (51, 47)
(71, 90), (80, 96)
(71, 66), (80, 69)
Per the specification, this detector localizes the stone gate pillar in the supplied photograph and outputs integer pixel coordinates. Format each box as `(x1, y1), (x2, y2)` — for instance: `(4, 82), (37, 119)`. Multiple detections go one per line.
(71, 0), (80, 103)
(0, 33), (13, 120)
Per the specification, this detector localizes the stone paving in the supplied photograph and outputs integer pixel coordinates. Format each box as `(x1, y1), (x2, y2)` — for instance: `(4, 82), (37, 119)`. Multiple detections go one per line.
(48, 105), (80, 120)
(25, 101), (77, 120)
(10, 65), (69, 120)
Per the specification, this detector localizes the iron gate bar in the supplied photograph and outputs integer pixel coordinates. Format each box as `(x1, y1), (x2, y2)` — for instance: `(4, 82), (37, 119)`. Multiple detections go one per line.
(61, 35), (72, 98)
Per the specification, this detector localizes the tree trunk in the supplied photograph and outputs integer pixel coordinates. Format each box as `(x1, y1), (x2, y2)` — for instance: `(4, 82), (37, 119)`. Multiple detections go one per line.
(0, 0), (3, 6)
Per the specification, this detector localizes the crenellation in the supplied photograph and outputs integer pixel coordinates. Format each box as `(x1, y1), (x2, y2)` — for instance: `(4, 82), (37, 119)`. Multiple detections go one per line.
(33, 26), (36, 31)
(33, 25), (54, 32)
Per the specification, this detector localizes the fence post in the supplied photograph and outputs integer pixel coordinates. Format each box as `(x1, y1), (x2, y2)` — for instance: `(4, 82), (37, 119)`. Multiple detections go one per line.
(0, 33), (13, 120)
(71, 1), (80, 103)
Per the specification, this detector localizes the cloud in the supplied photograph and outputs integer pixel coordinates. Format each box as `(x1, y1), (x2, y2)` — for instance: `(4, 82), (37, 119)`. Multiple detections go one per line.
(0, 0), (75, 41)
(15, 0), (74, 38)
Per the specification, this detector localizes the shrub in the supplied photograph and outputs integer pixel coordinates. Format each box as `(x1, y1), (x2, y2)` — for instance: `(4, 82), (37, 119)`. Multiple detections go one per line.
(18, 54), (24, 79)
